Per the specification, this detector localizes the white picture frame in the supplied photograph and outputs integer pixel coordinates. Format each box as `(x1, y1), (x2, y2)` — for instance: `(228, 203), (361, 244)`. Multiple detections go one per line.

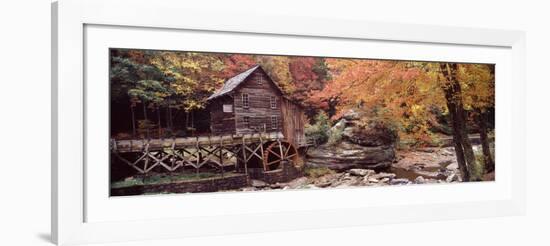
(52, 0), (526, 245)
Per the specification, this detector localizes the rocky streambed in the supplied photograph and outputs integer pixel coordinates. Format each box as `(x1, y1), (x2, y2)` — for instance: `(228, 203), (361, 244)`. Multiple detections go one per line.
(240, 146), (463, 192)
(237, 110), (492, 192)
(391, 146), (462, 182)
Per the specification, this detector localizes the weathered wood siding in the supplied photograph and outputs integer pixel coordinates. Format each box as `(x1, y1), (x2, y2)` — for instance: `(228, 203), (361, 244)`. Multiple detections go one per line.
(209, 96), (236, 135)
(233, 70), (283, 134)
(281, 98), (307, 147)
(209, 67), (306, 143)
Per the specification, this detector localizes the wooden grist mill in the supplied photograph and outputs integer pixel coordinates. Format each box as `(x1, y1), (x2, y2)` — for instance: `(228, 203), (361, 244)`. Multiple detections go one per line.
(111, 65), (310, 183)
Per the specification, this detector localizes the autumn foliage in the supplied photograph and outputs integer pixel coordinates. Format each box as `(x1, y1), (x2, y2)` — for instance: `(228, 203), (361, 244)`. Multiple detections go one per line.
(111, 49), (493, 138)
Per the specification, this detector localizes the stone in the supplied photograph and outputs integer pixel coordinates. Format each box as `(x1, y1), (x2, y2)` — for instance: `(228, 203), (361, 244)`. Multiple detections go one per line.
(413, 170), (444, 179)
(445, 173), (455, 183)
(313, 173), (340, 187)
(331, 118), (347, 132)
(340, 172), (352, 180)
(371, 172), (396, 180)
(366, 177), (379, 183)
(410, 163), (426, 170)
(441, 148), (455, 156)
(241, 187), (257, 192)
(342, 110), (360, 120)
(287, 177), (309, 189)
(425, 178), (440, 184)
(341, 122), (397, 147)
(414, 176), (425, 184)
(446, 162), (459, 170)
(348, 169), (375, 177)
(390, 178), (410, 185)
(305, 184), (319, 189)
(332, 175), (362, 187)
(307, 143), (395, 171)
(454, 172), (463, 182)
(335, 184), (351, 188)
(379, 177), (390, 183)
(419, 148), (437, 153)
(446, 173), (462, 183)
(270, 183), (286, 189)
(250, 179), (268, 188)
(315, 181), (332, 188)
(341, 110), (397, 146)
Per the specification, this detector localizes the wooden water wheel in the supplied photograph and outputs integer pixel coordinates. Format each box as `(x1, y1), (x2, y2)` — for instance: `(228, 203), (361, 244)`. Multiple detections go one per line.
(262, 140), (298, 171)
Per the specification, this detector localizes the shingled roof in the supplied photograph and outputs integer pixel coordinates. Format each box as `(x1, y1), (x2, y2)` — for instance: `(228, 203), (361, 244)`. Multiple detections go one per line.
(207, 65), (261, 100)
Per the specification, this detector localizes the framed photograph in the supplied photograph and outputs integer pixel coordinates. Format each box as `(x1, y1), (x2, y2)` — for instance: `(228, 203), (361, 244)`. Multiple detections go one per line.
(52, 0), (526, 245)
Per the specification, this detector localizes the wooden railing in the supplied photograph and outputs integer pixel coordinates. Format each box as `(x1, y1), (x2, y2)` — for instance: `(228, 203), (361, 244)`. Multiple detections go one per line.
(111, 132), (284, 153)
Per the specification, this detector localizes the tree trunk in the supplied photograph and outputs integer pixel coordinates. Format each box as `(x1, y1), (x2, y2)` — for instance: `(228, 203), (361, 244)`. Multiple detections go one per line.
(457, 103), (477, 180)
(143, 102), (149, 139)
(166, 97), (173, 133)
(191, 110), (195, 136)
(157, 105), (162, 138)
(167, 104), (173, 132)
(185, 111), (189, 134)
(477, 109), (495, 173)
(440, 63), (476, 181)
(480, 64), (496, 173)
(446, 101), (469, 180)
(191, 110), (195, 128)
(130, 104), (136, 137)
(445, 93), (470, 181)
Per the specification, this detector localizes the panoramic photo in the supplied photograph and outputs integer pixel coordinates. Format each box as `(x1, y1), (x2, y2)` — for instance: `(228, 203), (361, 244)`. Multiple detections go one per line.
(109, 49), (495, 196)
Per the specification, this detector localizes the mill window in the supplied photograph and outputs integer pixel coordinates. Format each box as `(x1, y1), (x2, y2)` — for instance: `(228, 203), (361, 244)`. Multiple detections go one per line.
(242, 93), (249, 108)
(271, 116), (278, 130)
(222, 104), (233, 112)
(270, 96), (277, 109)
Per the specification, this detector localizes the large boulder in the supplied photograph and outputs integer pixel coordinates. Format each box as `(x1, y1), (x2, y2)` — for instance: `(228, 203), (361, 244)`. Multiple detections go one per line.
(306, 142), (395, 171)
(341, 119), (397, 147)
(306, 110), (397, 171)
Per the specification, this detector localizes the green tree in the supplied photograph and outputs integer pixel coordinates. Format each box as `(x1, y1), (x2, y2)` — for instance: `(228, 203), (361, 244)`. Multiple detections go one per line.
(150, 52), (224, 131)
(128, 79), (170, 138)
(304, 111), (331, 145)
